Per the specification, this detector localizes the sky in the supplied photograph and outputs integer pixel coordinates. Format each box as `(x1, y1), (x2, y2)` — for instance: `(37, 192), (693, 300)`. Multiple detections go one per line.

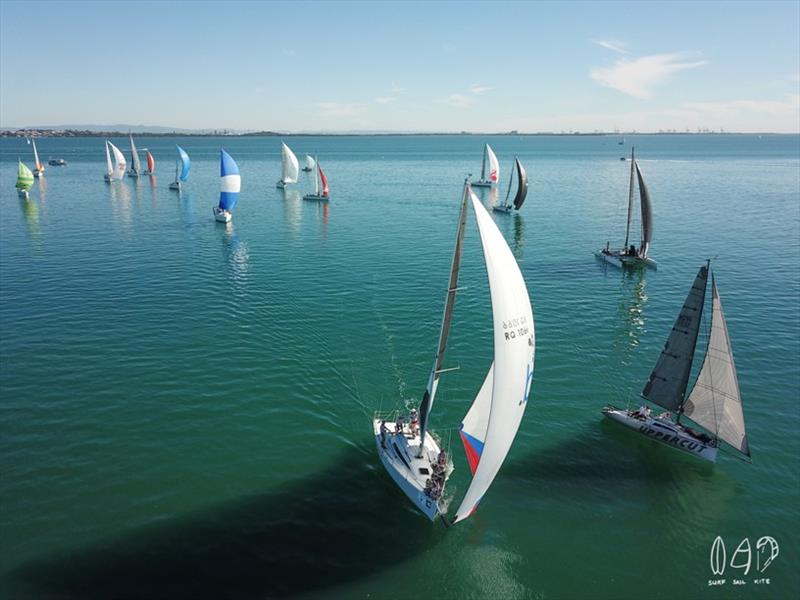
(1, 0), (798, 133)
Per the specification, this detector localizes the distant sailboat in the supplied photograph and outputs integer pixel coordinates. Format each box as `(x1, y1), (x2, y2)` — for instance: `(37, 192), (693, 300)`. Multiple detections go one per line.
(29, 138), (45, 178)
(213, 149), (240, 223)
(596, 147), (656, 269)
(276, 142), (300, 189)
(603, 262), (750, 463)
(143, 149), (155, 175)
(472, 144), (500, 188)
(302, 155), (315, 172)
(303, 156), (329, 201)
(127, 135), (141, 178)
(16, 160), (34, 198)
(169, 145), (191, 191)
(105, 141), (127, 181)
(373, 179), (535, 522)
(493, 156), (528, 213)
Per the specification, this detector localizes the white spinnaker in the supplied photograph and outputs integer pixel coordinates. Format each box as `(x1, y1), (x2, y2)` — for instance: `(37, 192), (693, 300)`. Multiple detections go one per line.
(109, 142), (127, 180)
(453, 191), (535, 523)
(305, 155), (316, 170)
(32, 139), (41, 169)
(486, 145), (500, 183)
(282, 142), (300, 183)
(105, 141), (113, 175)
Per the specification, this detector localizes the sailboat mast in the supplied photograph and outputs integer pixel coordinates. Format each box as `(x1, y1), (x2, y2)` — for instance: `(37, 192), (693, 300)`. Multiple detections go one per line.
(480, 145), (488, 180)
(676, 259), (712, 422)
(418, 181), (470, 450)
(314, 156), (320, 195)
(503, 157), (515, 208)
(623, 147), (635, 249)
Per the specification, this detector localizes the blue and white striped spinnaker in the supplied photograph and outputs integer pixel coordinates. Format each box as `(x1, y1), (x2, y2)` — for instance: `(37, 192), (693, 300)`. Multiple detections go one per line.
(218, 149), (241, 211)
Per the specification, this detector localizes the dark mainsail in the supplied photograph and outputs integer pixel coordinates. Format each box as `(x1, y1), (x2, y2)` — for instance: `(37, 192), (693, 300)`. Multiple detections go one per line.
(512, 158), (528, 210)
(636, 161), (653, 258)
(641, 264), (709, 412)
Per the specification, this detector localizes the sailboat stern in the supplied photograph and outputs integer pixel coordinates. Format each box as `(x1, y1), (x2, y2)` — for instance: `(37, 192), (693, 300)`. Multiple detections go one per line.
(373, 416), (451, 521)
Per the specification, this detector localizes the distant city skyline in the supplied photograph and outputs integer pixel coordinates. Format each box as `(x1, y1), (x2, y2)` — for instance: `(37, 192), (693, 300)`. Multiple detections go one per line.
(1, 0), (798, 133)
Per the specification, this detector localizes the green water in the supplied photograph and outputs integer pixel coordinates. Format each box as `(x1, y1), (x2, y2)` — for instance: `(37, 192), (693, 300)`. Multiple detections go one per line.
(1, 134), (798, 599)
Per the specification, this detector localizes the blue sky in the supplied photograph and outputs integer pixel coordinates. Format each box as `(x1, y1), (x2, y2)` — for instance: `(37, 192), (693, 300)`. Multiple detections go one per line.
(1, 0), (798, 132)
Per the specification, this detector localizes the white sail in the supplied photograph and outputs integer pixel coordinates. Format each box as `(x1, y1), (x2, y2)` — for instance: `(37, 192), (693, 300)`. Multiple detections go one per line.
(453, 190), (535, 523)
(305, 155), (316, 170)
(683, 276), (749, 456)
(108, 142), (127, 180)
(129, 136), (141, 173)
(486, 144), (500, 184)
(105, 141), (113, 175)
(281, 142), (300, 184)
(32, 139), (42, 171)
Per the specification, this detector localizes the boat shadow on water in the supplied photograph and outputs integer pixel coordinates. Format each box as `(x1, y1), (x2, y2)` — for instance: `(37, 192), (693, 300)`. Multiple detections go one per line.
(11, 446), (443, 600)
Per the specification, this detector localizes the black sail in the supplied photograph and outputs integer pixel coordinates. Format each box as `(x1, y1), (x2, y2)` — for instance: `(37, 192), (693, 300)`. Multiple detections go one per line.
(513, 158), (528, 210)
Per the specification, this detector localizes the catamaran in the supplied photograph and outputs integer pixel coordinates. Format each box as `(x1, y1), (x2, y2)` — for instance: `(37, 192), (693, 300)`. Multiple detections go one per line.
(169, 145), (191, 191)
(373, 179), (535, 523)
(303, 156), (329, 201)
(602, 262), (750, 463)
(493, 156), (528, 213)
(302, 155), (315, 172)
(472, 144), (500, 188)
(127, 135), (141, 178)
(213, 149), (240, 223)
(596, 147), (656, 269)
(276, 142), (300, 189)
(105, 141), (127, 182)
(16, 160), (34, 198)
(29, 138), (44, 178)
(143, 149), (155, 175)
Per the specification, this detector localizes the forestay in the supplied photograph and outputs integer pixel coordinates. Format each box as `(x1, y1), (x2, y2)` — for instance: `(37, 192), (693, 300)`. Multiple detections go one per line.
(453, 190), (534, 524)
(683, 277), (749, 456)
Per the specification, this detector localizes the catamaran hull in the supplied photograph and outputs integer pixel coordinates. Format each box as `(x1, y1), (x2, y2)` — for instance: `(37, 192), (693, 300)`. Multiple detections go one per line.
(472, 180), (493, 188)
(595, 251), (657, 270)
(602, 405), (718, 462)
(303, 194), (329, 202)
(373, 417), (450, 521)
(213, 207), (232, 223)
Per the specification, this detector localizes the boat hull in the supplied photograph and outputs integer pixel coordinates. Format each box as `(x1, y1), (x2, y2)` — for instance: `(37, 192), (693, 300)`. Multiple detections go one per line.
(276, 180), (286, 189)
(373, 416), (451, 521)
(33, 171), (43, 178)
(301, 167), (312, 172)
(303, 194), (329, 202)
(169, 181), (181, 191)
(17, 189), (29, 198)
(213, 207), (232, 223)
(602, 405), (718, 462)
(492, 205), (512, 213)
(595, 250), (657, 270)
(471, 180), (493, 188)
(127, 171), (139, 178)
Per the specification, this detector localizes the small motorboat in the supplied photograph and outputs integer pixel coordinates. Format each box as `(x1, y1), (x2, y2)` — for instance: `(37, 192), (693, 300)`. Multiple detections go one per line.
(48, 158), (67, 166)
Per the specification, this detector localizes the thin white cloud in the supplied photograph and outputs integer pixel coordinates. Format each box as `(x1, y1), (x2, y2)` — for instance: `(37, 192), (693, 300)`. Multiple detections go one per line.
(315, 102), (369, 118)
(390, 82), (405, 93)
(442, 93), (474, 108)
(470, 84), (493, 94)
(683, 94), (800, 118)
(591, 53), (708, 99)
(592, 39), (628, 54)
(375, 96), (396, 105)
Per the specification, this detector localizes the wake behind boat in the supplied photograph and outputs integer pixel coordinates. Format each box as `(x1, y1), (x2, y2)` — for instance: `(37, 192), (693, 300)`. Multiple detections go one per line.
(213, 149), (240, 223)
(602, 262), (750, 463)
(472, 143), (499, 188)
(596, 147), (656, 269)
(374, 179), (535, 523)
(276, 142), (300, 189)
(493, 156), (528, 213)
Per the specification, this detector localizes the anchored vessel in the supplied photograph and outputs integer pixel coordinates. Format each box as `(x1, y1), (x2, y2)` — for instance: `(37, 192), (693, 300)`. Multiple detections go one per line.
(493, 156), (528, 213)
(472, 143), (500, 188)
(302, 156), (329, 201)
(276, 142), (300, 189)
(169, 145), (191, 191)
(374, 180), (535, 523)
(213, 149), (240, 223)
(602, 262), (750, 463)
(596, 147), (656, 269)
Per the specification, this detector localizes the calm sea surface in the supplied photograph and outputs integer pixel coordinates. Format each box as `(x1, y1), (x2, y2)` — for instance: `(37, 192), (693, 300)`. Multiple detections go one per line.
(1, 134), (798, 599)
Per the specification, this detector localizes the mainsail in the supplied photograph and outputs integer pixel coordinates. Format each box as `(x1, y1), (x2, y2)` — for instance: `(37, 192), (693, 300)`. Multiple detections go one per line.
(218, 149), (241, 211)
(281, 142), (300, 184)
(623, 148), (636, 249)
(636, 161), (653, 258)
(31, 139), (44, 174)
(129, 136), (141, 174)
(683, 276), (749, 456)
(16, 160), (34, 190)
(641, 264), (709, 411)
(108, 142), (127, 180)
(452, 190), (534, 523)
(512, 157), (528, 210)
(418, 183), (470, 449)
(104, 141), (113, 177)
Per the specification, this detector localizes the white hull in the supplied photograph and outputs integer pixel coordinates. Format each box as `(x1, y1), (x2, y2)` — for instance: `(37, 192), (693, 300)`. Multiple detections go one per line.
(33, 171), (43, 178)
(213, 207), (232, 223)
(602, 405), (718, 462)
(303, 193), (329, 202)
(373, 416), (452, 520)
(472, 180), (493, 188)
(595, 250), (657, 270)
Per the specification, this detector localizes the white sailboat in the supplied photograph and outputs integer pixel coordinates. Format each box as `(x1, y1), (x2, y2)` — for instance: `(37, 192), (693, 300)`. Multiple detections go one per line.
(127, 135), (141, 177)
(493, 156), (528, 213)
(276, 142), (300, 189)
(472, 144), (500, 188)
(213, 149), (241, 223)
(302, 156), (329, 201)
(603, 262), (750, 463)
(596, 147), (656, 269)
(30, 138), (45, 178)
(105, 141), (127, 182)
(374, 179), (535, 522)
(301, 155), (315, 172)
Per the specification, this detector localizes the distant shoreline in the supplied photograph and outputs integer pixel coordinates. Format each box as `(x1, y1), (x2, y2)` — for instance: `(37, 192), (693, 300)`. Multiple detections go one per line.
(1, 129), (795, 138)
